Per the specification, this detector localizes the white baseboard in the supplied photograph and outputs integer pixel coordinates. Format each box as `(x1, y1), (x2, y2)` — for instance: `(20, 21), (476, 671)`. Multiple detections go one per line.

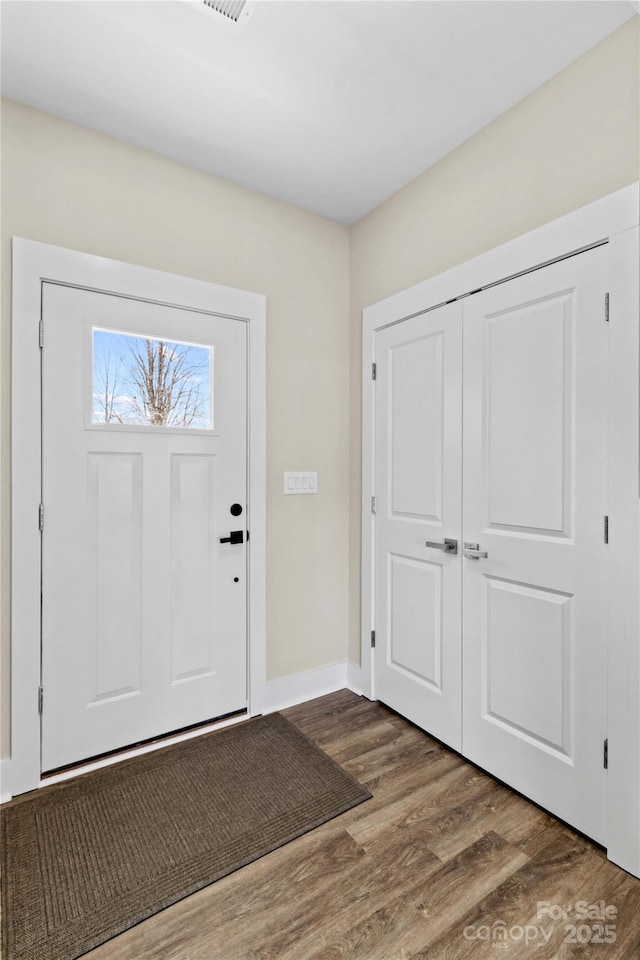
(0, 758), (13, 803)
(346, 660), (364, 696)
(261, 661), (357, 714)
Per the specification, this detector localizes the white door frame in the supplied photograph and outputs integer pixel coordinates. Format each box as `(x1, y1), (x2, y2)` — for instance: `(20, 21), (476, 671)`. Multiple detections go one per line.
(8, 238), (267, 797)
(361, 183), (640, 876)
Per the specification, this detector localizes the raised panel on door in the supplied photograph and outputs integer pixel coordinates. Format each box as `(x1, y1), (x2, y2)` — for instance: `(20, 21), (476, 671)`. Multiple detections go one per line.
(486, 294), (572, 536)
(388, 554), (442, 690)
(482, 577), (573, 759)
(41, 283), (247, 771)
(390, 332), (443, 521)
(88, 452), (143, 703)
(170, 454), (217, 684)
(462, 246), (608, 843)
(374, 302), (462, 749)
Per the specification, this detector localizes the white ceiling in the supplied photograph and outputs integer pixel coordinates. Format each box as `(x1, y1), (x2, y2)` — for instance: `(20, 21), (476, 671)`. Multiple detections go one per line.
(1, 1), (636, 224)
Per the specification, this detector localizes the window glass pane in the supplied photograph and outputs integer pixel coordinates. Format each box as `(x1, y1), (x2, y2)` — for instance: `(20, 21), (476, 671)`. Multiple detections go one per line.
(92, 329), (212, 429)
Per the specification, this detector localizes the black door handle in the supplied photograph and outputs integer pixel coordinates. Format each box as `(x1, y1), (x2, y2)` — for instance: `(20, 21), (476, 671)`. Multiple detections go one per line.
(220, 530), (244, 545)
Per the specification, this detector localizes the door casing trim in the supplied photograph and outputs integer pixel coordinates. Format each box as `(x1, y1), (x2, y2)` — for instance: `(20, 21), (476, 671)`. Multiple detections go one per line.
(9, 239), (267, 796)
(361, 182), (640, 876)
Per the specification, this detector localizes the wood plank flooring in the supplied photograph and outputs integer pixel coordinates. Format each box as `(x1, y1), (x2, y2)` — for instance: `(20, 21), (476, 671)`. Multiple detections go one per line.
(85, 690), (640, 960)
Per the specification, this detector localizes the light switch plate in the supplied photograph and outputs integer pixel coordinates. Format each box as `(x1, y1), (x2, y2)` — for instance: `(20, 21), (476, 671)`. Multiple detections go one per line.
(284, 471), (318, 495)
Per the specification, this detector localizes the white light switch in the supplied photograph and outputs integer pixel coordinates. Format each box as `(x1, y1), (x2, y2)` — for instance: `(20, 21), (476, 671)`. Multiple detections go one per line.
(284, 471), (318, 495)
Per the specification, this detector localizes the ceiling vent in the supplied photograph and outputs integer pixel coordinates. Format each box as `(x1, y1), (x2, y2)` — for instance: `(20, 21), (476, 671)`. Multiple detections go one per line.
(190, 1), (255, 30)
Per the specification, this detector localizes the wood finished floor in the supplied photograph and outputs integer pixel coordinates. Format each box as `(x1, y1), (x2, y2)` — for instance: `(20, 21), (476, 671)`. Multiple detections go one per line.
(85, 690), (640, 960)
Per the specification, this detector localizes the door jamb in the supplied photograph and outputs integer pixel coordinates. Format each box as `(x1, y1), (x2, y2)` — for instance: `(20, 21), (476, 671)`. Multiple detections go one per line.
(9, 238), (267, 797)
(361, 183), (640, 876)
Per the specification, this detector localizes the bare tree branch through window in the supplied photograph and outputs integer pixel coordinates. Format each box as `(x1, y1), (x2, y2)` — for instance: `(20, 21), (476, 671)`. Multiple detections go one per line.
(92, 329), (212, 429)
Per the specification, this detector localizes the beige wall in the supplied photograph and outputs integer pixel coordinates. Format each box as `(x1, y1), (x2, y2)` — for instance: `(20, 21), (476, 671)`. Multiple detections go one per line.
(0, 99), (350, 758)
(348, 18), (640, 661)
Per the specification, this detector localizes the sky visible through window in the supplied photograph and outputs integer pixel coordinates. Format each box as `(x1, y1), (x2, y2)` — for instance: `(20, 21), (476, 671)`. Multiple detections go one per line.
(92, 328), (212, 429)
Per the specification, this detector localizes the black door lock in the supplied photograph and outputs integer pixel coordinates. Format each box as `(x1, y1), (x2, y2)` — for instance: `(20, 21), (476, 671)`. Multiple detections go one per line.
(220, 530), (244, 545)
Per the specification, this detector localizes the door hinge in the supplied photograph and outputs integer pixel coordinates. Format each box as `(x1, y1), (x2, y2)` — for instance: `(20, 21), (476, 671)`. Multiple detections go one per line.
(371, 630), (376, 648)
(604, 738), (608, 769)
(371, 496), (377, 515)
(39, 503), (44, 532)
(39, 319), (44, 348)
(605, 292), (609, 323)
(38, 686), (43, 715)
(604, 515), (609, 544)
(371, 362), (377, 381)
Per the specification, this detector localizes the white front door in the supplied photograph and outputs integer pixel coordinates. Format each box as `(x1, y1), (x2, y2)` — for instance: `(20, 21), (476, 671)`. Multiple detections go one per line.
(41, 283), (248, 771)
(462, 246), (608, 843)
(373, 302), (463, 751)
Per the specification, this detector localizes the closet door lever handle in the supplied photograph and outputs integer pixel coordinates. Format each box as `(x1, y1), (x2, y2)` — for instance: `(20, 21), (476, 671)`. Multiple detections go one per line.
(464, 542), (488, 560)
(425, 538), (458, 555)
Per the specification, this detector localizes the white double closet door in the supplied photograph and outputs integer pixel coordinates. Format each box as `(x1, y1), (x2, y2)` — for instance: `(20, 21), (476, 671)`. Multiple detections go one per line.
(374, 245), (608, 843)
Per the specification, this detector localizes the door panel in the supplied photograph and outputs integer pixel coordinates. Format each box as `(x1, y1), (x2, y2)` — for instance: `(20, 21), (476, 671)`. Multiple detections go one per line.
(389, 332), (444, 520)
(389, 555), (442, 689)
(462, 246), (608, 843)
(42, 283), (247, 771)
(374, 302), (462, 750)
(486, 293), (572, 535)
(88, 451), (143, 702)
(170, 453), (216, 684)
(482, 577), (573, 757)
